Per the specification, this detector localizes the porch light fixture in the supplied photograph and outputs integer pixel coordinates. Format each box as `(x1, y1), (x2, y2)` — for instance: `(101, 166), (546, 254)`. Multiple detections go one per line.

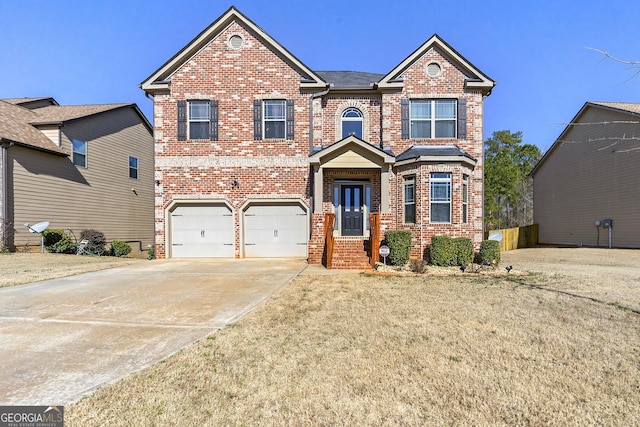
(232, 179), (240, 188)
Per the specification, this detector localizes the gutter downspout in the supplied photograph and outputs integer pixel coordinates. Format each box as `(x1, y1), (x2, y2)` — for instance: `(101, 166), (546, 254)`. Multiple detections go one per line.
(308, 86), (331, 215)
(0, 141), (10, 250)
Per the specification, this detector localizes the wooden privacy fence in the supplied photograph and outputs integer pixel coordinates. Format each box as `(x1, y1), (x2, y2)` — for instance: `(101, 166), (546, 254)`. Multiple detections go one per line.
(485, 224), (538, 252)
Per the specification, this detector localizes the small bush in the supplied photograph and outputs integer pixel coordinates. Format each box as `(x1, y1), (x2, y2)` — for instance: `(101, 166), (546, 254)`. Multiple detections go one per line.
(453, 237), (474, 266)
(385, 230), (412, 266)
(80, 229), (107, 255)
(480, 240), (501, 265)
(43, 229), (76, 254)
(110, 240), (132, 257)
(409, 258), (427, 274)
(430, 236), (455, 266)
(147, 245), (156, 260)
(430, 236), (474, 266)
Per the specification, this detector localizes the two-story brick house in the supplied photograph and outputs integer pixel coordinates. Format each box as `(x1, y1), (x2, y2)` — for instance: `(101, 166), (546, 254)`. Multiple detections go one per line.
(140, 6), (494, 267)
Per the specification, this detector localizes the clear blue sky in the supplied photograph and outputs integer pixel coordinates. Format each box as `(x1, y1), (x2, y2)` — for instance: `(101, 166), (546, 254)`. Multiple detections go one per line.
(1, 0), (638, 152)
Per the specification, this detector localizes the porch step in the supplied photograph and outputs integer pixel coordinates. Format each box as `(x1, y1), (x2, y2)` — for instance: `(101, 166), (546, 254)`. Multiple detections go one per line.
(329, 238), (372, 270)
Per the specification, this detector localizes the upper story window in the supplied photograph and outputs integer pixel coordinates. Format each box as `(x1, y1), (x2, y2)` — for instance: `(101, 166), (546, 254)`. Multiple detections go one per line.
(253, 99), (294, 140)
(411, 99), (456, 138)
(72, 139), (87, 167)
(430, 172), (451, 223)
(341, 108), (363, 139)
(264, 100), (286, 139)
(129, 156), (139, 180)
(402, 98), (466, 140)
(177, 100), (218, 141)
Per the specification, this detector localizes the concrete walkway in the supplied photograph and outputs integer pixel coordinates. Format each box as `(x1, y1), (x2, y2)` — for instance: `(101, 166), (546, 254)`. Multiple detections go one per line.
(0, 258), (307, 405)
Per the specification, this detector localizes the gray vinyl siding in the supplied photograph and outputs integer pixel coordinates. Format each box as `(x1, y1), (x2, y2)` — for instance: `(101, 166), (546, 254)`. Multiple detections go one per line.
(11, 107), (154, 249)
(533, 107), (640, 248)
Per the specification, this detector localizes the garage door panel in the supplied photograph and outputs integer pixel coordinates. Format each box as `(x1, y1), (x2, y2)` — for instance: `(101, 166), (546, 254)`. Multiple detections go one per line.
(243, 203), (307, 257)
(171, 204), (234, 258)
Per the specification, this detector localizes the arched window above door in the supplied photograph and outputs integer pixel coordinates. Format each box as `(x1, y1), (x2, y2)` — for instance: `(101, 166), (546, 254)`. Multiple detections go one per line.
(341, 108), (363, 139)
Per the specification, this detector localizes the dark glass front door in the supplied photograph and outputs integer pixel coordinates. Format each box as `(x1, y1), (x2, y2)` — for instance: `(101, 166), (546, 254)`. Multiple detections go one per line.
(341, 185), (363, 236)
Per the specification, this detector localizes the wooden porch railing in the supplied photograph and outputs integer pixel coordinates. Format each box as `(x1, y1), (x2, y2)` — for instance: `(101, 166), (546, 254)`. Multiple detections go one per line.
(369, 213), (380, 268)
(324, 213), (336, 269)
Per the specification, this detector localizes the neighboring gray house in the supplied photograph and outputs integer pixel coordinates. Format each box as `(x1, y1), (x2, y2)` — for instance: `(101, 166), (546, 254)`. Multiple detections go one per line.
(0, 97), (154, 251)
(531, 102), (640, 248)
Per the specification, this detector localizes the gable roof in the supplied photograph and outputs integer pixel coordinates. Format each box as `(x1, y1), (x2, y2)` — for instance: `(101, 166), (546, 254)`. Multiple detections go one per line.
(531, 101), (640, 176)
(140, 6), (326, 94)
(377, 34), (495, 96)
(309, 135), (395, 165)
(0, 101), (66, 155)
(0, 99), (152, 155)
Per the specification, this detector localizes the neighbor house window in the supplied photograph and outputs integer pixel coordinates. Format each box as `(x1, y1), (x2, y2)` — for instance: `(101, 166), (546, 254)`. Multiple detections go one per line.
(177, 100), (218, 141)
(129, 156), (139, 180)
(462, 174), (469, 223)
(430, 172), (451, 223)
(341, 108), (363, 138)
(72, 139), (87, 167)
(253, 99), (294, 140)
(404, 176), (416, 223)
(410, 99), (456, 138)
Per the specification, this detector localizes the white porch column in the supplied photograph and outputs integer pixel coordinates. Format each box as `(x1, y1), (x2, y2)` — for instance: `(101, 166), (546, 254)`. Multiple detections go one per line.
(314, 165), (323, 212)
(381, 166), (390, 213)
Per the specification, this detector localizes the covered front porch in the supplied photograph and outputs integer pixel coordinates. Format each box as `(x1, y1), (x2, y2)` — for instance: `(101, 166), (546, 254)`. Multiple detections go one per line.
(307, 136), (394, 269)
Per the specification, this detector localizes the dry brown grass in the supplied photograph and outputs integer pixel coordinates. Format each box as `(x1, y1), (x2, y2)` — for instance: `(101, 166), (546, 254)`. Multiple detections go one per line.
(0, 253), (141, 287)
(67, 252), (640, 426)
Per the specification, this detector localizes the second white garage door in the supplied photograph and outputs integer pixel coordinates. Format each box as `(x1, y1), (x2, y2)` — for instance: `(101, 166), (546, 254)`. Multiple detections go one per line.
(170, 204), (234, 258)
(243, 203), (307, 257)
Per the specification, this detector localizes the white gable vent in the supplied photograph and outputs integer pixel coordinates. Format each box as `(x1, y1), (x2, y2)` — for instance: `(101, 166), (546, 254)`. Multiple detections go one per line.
(229, 35), (244, 50)
(427, 62), (441, 77)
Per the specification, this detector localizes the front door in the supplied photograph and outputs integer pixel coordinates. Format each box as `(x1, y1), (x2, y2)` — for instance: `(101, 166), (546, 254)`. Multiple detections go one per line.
(341, 185), (363, 236)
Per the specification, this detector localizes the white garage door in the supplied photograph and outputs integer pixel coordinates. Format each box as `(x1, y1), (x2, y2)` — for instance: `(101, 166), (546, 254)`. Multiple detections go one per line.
(170, 204), (234, 258)
(244, 203), (307, 257)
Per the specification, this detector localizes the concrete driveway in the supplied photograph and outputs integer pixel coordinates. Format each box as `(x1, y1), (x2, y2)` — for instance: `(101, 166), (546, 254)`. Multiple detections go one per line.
(0, 258), (307, 405)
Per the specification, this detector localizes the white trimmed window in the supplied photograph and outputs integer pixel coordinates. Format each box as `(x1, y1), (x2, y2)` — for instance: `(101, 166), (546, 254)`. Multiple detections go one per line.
(188, 100), (211, 140)
(72, 139), (87, 167)
(462, 174), (469, 223)
(129, 156), (139, 180)
(430, 172), (451, 223)
(341, 108), (363, 138)
(263, 100), (286, 139)
(410, 99), (456, 138)
(404, 176), (416, 223)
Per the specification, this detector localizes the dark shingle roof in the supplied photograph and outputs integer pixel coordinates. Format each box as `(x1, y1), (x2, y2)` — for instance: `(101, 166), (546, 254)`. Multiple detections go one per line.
(316, 71), (384, 88)
(396, 145), (476, 162)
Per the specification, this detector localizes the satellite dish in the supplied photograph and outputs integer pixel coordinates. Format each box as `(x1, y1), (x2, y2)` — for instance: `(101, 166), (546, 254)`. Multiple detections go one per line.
(488, 232), (503, 242)
(25, 221), (49, 233)
(24, 221), (50, 254)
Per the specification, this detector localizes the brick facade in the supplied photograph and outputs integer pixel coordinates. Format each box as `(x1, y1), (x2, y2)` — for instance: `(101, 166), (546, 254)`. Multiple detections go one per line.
(141, 7), (494, 265)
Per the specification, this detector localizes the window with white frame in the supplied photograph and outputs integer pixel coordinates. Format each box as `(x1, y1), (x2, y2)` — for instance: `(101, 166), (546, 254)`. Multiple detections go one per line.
(404, 176), (416, 223)
(72, 139), (87, 167)
(430, 172), (451, 223)
(188, 100), (211, 140)
(410, 99), (456, 138)
(462, 174), (469, 223)
(129, 156), (139, 180)
(263, 100), (286, 139)
(341, 108), (363, 138)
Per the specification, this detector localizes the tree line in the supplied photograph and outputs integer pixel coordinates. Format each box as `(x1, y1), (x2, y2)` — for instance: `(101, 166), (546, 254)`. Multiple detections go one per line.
(484, 130), (541, 231)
